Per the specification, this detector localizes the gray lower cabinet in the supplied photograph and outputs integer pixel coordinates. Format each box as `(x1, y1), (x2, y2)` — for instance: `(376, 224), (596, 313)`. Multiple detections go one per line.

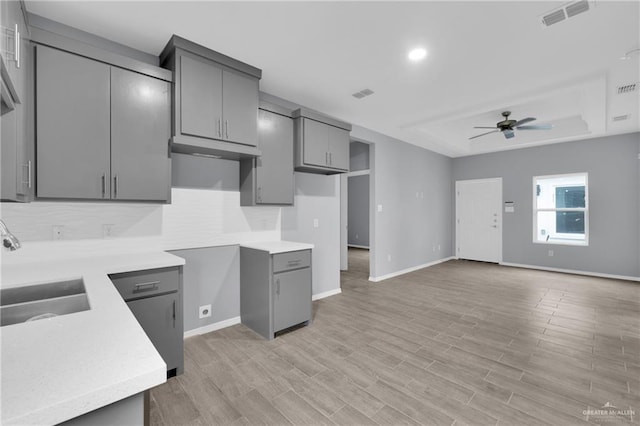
(109, 266), (184, 377)
(35, 44), (171, 202)
(240, 247), (312, 340)
(240, 103), (294, 205)
(293, 108), (352, 174)
(160, 36), (261, 159)
(272, 268), (312, 332)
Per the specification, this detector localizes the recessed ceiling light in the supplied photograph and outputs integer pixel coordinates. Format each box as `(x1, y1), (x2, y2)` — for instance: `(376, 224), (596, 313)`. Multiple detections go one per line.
(408, 47), (427, 62)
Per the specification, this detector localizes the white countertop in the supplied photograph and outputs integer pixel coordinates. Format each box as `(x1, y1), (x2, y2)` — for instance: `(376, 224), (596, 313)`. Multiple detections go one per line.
(1, 251), (185, 426)
(240, 240), (314, 254)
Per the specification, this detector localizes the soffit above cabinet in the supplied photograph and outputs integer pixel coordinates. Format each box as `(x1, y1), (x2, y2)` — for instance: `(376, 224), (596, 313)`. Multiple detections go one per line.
(28, 13), (171, 82)
(160, 35), (261, 80)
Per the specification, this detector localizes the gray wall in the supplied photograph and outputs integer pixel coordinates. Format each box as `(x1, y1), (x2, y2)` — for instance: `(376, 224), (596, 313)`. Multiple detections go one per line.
(350, 141), (370, 171)
(348, 174), (370, 247)
(169, 246), (240, 332)
(452, 132), (640, 278)
(351, 126), (454, 279)
(282, 173), (341, 297)
(262, 91), (455, 281)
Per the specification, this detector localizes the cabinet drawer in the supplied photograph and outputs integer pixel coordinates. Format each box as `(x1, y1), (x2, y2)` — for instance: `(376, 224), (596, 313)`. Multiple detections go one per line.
(110, 267), (179, 301)
(273, 250), (311, 273)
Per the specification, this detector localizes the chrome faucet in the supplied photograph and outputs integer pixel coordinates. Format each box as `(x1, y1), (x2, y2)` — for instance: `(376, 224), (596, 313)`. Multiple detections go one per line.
(0, 219), (21, 251)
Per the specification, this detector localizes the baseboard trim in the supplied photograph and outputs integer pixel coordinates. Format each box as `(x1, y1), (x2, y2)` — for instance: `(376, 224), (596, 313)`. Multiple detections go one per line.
(369, 256), (455, 282)
(348, 244), (370, 249)
(312, 288), (342, 301)
(500, 262), (640, 282)
(183, 316), (241, 338)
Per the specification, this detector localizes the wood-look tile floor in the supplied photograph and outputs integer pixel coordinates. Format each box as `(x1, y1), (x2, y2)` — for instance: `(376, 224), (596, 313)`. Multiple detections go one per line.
(151, 248), (640, 425)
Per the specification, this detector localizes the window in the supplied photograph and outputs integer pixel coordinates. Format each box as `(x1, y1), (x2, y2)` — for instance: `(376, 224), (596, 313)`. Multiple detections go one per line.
(533, 173), (588, 245)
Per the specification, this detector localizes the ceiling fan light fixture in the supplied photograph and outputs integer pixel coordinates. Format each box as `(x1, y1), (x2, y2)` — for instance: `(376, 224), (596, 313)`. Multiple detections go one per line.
(408, 47), (427, 62)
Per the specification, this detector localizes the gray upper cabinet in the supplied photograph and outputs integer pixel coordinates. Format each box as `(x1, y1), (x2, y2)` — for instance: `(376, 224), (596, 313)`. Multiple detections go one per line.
(222, 69), (259, 146)
(302, 118), (330, 168)
(36, 45), (111, 200)
(293, 108), (352, 175)
(111, 67), (171, 201)
(160, 35), (262, 160)
(180, 55), (223, 140)
(36, 45), (171, 202)
(240, 103), (294, 206)
(1, 0), (33, 202)
(327, 125), (350, 171)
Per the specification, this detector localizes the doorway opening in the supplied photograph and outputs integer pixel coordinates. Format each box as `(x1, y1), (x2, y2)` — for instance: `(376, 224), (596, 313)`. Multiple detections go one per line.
(340, 139), (374, 281)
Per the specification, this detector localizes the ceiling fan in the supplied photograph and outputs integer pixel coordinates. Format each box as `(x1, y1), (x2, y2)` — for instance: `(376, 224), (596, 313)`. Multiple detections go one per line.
(469, 111), (553, 140)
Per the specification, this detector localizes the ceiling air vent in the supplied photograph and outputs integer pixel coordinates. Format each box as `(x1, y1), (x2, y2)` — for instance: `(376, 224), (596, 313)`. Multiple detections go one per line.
(540, 0), (593, 27)
(565, 0), (590, 18)
(352, 88), (374, 99)
(612, 114), (629, 122)
(542, 9), (566, 26)
(617, 82), (638, 94)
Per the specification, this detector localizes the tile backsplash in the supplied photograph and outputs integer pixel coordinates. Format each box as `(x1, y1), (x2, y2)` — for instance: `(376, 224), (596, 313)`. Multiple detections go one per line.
(0, 188), (281, 250)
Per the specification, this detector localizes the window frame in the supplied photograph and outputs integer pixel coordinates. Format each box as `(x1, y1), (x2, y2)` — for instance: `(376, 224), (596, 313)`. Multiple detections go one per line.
(532, 172), (589, 246)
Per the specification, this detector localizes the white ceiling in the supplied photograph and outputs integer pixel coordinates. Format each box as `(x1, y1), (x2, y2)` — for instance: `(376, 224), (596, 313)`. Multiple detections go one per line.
(25, 1), (640, 157)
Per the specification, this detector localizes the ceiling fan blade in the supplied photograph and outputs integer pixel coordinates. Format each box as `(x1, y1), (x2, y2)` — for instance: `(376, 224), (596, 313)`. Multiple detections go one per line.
(514, 117), (536, 126)
(473, 126), (497, 129)
(516, 124), (553, 130)
(469, 129), (500, 140)
(503, 129), (515, 139)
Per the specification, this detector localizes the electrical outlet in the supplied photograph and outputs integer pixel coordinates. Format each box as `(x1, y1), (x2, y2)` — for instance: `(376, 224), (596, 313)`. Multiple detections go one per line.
(313, 218), (319, 228)
(52, 225), (64, 240)
(102, 224), (114, 238)
(199, 304), (211, 319)
(377, 204), (383, 212)
(548, 250), (554, 257)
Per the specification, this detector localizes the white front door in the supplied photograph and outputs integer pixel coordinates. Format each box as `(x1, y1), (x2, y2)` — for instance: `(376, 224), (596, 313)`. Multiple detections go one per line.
(456, 178), (502, 263)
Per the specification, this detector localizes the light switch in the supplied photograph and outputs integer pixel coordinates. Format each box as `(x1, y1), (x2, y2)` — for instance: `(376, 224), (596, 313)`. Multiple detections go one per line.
(313, 218), (319, 228)
(377, 204), (383, 212)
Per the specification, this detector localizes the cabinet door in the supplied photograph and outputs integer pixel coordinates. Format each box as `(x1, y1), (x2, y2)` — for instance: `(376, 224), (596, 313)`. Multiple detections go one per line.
(2, 0), (24, 101)
(127, 292), (182, 373)
(327, 126), (350, 171)
(36, 45), (111, 199)
(256, 109), (293, 204)
(302, 118), (329, 167)
(111, 68), (171, 201)
(15, 34), (31, 199)
(222, 70), (258, 146)
(273, 268), (312, 332)
(180, 55), (222, 140)
(0, 109), (17, 199)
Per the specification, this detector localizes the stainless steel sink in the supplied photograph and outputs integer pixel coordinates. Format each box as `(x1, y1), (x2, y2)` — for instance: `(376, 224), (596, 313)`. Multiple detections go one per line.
(1, 279), (90, 326)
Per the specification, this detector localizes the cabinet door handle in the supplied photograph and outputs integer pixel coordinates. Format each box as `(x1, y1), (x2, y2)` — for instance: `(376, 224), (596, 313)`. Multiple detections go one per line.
(133, 281), (160, 292)
(14, 24), (20, 69)
(225, 120), (229, 139)
(276, 278), (280, 296)
(325, 152), (329, 165)
(101, 173), (106, 198)
(329, 152), (332, 165)
(257, 186), (262, 202)
(217, 118), (222, 138)
(113, 175), (118, 198)
(22, 161), (32, 189)
(172, 299), (176, 328)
